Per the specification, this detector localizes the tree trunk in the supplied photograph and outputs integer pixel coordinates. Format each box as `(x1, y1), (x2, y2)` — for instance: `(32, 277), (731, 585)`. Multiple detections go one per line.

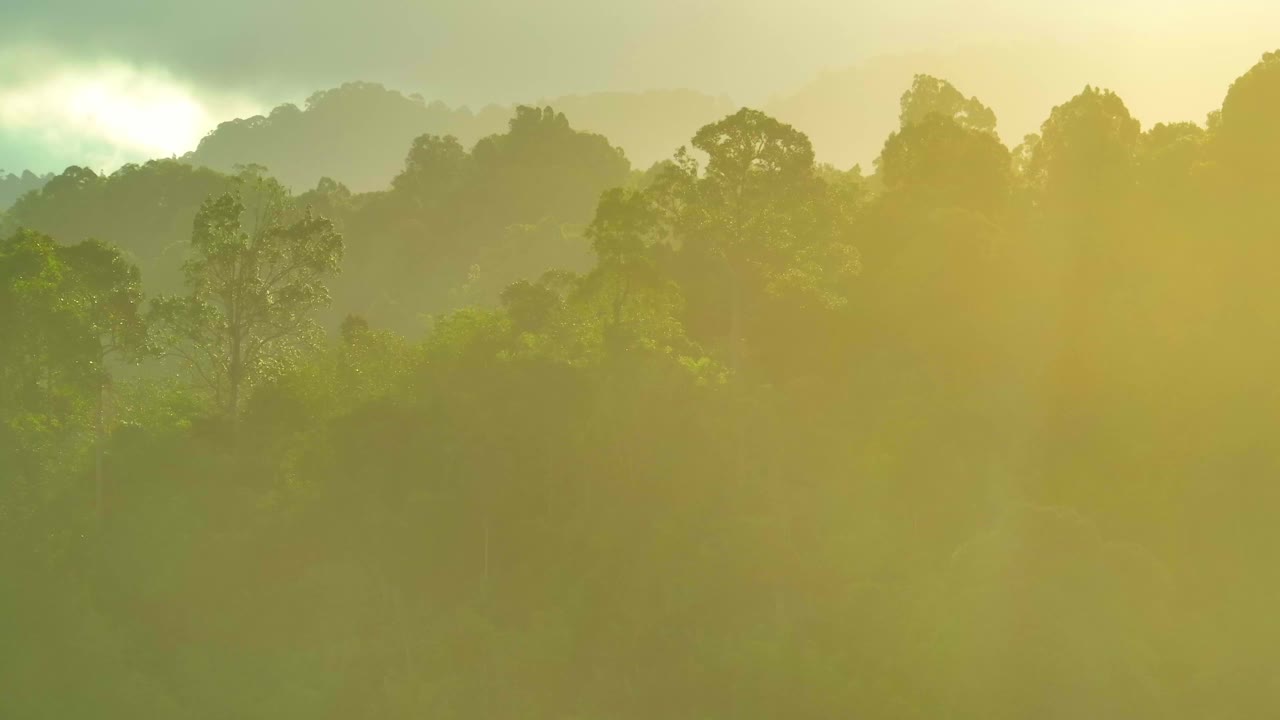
(95, 383), (107, 525)
(728, 268), (745, 375)
(228, 349), (241, 420)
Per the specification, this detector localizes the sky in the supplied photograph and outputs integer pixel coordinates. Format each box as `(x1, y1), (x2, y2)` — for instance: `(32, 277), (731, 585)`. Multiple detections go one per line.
(2, 0), (1279, 173)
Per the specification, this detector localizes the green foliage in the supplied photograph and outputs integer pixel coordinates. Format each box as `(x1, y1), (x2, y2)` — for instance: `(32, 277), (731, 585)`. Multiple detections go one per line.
(0, 229), (146, 421)
(0, 229), (147, 588)
(1027, 86), (1141, 220)
(879, 112), (1011, 216)
(581, 108), (858, 381)
(331, 105), (633, 330)
(10, 52), (1280, 720)
(1215, 50), (1280, 177)
(149, 175), (344, 416)
(2, 160), (236, 295)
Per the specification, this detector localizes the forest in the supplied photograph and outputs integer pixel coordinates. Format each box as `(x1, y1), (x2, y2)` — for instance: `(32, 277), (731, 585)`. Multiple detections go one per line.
(3, 48), (1280, 719)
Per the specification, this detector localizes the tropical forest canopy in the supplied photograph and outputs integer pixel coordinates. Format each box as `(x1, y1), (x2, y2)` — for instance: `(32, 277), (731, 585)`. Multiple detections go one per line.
(5, 49), (1280, 719)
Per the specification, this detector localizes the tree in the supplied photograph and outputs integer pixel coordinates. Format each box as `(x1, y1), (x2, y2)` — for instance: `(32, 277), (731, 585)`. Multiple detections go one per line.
(0, 231), (146, 417)
(1213, 50), (1280, 181)
(878, 113), (1012, 217)
(1027, 86), (1140, 222)
(592, 109), (857, 373)
(391, 134), (469, 202)
(859, 113), (1014, 391)
(898, 74), (997, 135)
(0, 230), (147, 520)
(150, 175), (344, 418)
(687, 108), (858, 307)
(59, 238), (151, 515)
(1136, 122), (1207, 208)
(335, 105), (633, 331)
(3, 160), (236, 295)
(585, 187), (670, 331)
(60, 239), (151, 366)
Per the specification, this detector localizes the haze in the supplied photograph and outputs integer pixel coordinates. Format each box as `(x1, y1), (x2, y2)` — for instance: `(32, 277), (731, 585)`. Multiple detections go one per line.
(9, 1), (1280, 717)
(3, 0), (1278, 173)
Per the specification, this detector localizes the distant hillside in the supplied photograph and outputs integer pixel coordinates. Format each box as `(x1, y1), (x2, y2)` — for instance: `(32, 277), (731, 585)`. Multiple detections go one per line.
(6, 44), (1253, 197)
(183, 83), (732, 192)
(0, 170), (53, 211)
(182, 82), (512, 193)
(7, 108), (632, 332)
(0, 161), (235, 295)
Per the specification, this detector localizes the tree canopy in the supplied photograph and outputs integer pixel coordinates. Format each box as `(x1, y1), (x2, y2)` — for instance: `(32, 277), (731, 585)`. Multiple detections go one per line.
(6, 50), (1280, 720)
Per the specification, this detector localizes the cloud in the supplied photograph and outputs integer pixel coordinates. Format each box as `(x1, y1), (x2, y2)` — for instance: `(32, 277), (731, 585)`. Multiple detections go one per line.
(0, 46), (261, 173)
(2, 1), (1278, 173)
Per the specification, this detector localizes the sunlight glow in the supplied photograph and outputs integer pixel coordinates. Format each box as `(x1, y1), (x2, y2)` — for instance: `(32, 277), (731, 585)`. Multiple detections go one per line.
(0, 55), (259, 169)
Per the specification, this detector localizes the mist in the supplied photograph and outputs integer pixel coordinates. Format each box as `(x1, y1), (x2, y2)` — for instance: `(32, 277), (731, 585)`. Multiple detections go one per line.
(4, 0), (1280, 173)
(5, 2), (1280, 718)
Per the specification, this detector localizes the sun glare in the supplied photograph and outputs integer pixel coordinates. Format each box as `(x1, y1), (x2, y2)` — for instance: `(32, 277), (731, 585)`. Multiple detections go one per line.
(62, 72), (206, 156)
(0, 60), (258, 168)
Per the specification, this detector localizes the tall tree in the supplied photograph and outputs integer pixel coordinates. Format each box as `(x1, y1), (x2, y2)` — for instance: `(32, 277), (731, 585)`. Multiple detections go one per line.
(1213, 50), (1280, 185)
(0, 230), (147, 519)
(0, 231), (146, 418)
(1027, 86), (1141, 225)
(589, 109), (857, 373)
(150, 175), (344, 418)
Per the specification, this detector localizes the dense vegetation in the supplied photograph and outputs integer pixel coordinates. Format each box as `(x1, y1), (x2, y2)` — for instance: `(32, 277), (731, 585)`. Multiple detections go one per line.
(4, 50), (1280, 719)
(182, 83), (731, 193)
(3, 107), (632, 330)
